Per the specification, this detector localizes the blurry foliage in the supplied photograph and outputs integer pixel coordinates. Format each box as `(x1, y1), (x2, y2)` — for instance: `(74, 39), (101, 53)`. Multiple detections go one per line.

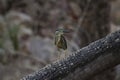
(0, 38), (4, 48)
(8, 25), (20, 50)
(0, 13), (31, 65)
(0, 23), (20, 52)
(0, 11), (32, 55)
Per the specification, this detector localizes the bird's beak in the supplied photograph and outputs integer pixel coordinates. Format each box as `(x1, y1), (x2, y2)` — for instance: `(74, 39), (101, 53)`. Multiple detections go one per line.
(63, 30), (69, 33)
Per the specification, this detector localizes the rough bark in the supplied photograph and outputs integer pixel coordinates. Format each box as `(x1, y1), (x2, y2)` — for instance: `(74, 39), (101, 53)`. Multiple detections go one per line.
(21, 30), (120, 80)
(65, 52), (117, 80)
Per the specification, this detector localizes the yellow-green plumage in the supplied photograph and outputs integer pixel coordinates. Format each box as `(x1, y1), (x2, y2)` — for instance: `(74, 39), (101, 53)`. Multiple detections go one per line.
(54, 28), (68, 59)
(55, 35), (67, 50)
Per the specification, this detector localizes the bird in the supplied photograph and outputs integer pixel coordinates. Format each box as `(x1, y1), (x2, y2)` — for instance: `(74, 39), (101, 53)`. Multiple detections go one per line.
(54, 27), (69, 59)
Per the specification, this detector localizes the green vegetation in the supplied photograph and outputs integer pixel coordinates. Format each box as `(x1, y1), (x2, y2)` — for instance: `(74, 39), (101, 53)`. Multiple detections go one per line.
(8, 25), (20, 51)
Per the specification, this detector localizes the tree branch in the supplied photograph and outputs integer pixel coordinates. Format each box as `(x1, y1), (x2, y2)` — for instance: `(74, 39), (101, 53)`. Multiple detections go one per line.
(21, 30), (120, 80)
(64, 51), (119, 80)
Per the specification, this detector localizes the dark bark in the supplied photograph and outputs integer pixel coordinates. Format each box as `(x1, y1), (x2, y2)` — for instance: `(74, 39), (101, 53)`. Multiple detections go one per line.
(21, 30), (120, 80)
(66, 52), (117, 80)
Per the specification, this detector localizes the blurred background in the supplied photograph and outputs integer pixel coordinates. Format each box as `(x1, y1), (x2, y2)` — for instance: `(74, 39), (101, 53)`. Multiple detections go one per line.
(0, 0), (120, 80)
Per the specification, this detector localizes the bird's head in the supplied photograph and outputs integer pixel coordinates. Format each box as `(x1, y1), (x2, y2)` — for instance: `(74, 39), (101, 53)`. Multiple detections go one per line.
(55, 28), (69, 36)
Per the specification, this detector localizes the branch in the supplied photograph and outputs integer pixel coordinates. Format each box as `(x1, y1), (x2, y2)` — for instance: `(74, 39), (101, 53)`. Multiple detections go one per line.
(21, 30), (120, 80)
(64, 51), (119, 80)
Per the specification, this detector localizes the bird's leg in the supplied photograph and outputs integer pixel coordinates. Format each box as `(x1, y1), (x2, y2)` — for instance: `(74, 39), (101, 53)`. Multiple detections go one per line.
(58, 48), (61, 60)
(64, 50), (67, 58)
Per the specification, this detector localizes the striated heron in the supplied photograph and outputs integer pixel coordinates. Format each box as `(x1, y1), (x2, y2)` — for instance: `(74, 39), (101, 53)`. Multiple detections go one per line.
(54, 28), (69, 59)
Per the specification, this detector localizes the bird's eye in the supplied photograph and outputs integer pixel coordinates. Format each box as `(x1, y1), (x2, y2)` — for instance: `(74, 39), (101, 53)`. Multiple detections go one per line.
(55, 31), (59, 34)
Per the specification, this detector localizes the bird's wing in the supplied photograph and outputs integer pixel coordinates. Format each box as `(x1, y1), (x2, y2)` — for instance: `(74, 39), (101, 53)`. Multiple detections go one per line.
(61, 35), (67, 50)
